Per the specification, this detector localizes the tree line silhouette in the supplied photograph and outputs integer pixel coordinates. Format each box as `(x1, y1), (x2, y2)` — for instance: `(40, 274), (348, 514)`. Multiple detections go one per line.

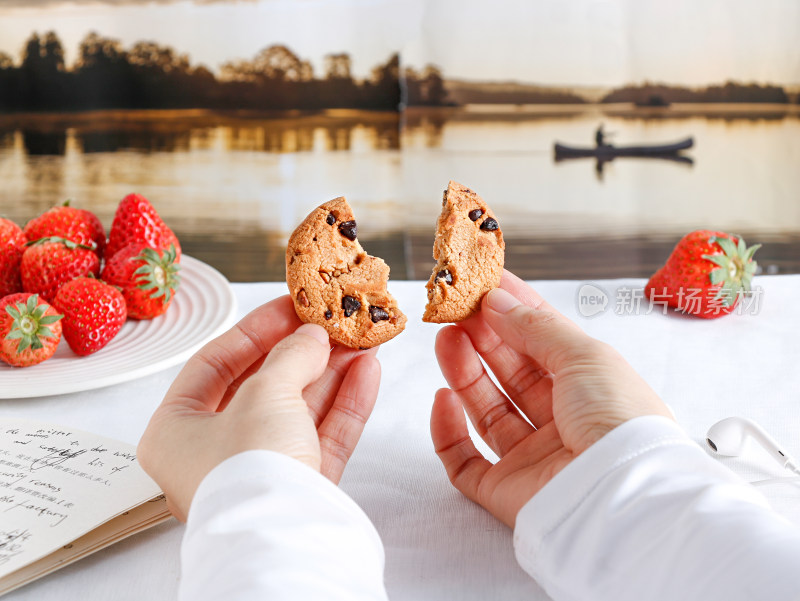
(0, 31), (795, 112)
(601, 81), (791, 104)
(0, 31), (412, 112)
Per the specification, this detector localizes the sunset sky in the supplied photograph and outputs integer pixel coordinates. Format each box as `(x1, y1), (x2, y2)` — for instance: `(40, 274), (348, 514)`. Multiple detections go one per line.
(0, 0), (798, 87)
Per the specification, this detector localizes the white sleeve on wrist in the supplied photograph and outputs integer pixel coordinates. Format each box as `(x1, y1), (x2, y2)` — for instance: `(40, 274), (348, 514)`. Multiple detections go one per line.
(179, 450), (388, 601)
(514, 415), (800, 601)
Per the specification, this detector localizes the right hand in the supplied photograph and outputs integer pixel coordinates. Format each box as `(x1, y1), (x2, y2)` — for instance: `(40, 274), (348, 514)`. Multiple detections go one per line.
(431, 270), (673, 527)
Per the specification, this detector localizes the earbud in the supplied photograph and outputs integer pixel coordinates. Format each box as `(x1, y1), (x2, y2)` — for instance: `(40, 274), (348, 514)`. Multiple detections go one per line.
(706, 417), (800, 475)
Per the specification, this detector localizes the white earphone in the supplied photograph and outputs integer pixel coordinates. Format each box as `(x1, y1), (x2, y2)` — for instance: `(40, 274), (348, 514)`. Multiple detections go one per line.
(705, 417), (800, 485)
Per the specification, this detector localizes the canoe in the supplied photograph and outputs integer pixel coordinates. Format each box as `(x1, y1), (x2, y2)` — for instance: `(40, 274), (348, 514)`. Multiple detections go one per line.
(554, 137), (693, 159)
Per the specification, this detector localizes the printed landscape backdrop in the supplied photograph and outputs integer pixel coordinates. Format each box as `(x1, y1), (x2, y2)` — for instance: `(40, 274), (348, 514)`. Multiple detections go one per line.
(1, 0), (799, 281)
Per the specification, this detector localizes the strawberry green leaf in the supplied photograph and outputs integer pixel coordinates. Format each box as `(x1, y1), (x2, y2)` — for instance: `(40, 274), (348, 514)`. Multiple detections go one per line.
(24, 236), (95, 251)
(132, 244), (181, 303)
(705, 255), (729, 268)
(4, 296), (63, 354)
(737, 237), (746, 256)
(714, 236), (738, 258)
(702, 235), (762, 307)
(38, 315), (62, 325)
(744, 244), (762, 262)
(709, 267), (726, 285)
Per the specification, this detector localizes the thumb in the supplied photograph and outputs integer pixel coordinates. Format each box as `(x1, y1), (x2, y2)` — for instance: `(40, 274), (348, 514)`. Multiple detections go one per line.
(482, 288), (594, 373)
(253, 323), (331, 395)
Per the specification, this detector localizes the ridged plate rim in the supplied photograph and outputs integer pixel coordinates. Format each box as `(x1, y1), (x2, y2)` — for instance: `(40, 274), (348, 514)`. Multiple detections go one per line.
(0, 256), (237, 399)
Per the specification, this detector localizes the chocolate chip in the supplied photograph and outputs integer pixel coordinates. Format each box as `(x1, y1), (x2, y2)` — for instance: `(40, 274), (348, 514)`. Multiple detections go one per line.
(342, 295), (361, 317)
(297, 289), (310, 307)
(480, 217), (499, 231)
(326, 213), (336, 226)
(435, 269), (453, 285)
(369, 306), (390, 323)
(468, 209), (484, 221)
(324, 309), (332, 320)
(338, 220), (357, 241)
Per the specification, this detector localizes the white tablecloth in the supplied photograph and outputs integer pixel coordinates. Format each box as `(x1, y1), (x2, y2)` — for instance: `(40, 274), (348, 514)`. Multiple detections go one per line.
(3, 277), (799, 601)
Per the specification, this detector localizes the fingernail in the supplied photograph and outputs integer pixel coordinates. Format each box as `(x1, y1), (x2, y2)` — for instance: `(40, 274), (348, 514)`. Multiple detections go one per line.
(486, 288), (522, 314)
(296, 323), (329, 346)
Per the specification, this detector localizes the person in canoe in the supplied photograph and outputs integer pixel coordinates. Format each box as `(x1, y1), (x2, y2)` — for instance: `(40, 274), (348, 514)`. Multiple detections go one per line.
(595, 123), (613, 148)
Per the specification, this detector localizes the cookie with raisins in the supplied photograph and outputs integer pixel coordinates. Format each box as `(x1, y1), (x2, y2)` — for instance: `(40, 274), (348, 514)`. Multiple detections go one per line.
(286, 197), (406, 348)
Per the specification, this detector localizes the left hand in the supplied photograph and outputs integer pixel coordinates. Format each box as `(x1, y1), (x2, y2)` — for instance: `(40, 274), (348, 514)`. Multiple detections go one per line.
(137, 295), (381, 522)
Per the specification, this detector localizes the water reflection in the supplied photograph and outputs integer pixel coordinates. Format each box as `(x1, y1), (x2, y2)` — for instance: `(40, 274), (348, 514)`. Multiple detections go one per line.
(554, 154), (696, 183)
(78, 130), (192, 153)
(1, 105), (799, 280)
(2, 110), (402, 157)
(70, 121), (399, 154)
(22, 130), (67, 155)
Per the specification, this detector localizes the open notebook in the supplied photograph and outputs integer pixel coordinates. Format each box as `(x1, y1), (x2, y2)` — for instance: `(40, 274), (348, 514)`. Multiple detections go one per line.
(0, 417), (171, 596)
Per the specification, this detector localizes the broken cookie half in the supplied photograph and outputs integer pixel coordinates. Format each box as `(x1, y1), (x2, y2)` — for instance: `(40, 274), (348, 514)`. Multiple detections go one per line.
(423, 181), (505, 323)
(286, 197), (407, 349)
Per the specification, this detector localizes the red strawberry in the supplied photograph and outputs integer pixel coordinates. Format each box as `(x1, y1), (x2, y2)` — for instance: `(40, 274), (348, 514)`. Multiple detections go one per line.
(21, 237), (101, 302)
(23, 200), (105, 256)
(102, 243), (180, 319)
(53, 277), (127, 356)
(0, 293), (63, 367)
(1, 218), (27, 297)
(105, 194), (181, 261)
(645, 230), (761, 318)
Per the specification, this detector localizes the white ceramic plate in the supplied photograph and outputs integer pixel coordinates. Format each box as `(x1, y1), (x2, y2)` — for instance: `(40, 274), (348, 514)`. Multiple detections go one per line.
(0, 256), (237, 399)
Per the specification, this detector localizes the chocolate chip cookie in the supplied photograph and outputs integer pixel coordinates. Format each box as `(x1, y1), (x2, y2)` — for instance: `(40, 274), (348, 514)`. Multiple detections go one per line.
(286, 197), (407, 348)
(423, 181), (505, 323)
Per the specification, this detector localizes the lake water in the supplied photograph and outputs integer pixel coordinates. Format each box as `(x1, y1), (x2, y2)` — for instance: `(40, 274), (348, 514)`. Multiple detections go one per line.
(1, 105), (798, 281)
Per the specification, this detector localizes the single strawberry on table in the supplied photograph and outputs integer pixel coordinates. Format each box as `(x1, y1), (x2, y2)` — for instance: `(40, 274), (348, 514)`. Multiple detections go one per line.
(0, 293), (63, 367)
(105, 193), (181, 262)
(102, 243), (180, 320)
(1, 217), (26, 297)
(645, 230), (761, 318)
(53, 277), (127, 356)
(21, 237), (101, 302)
(23, 200), (106, 257)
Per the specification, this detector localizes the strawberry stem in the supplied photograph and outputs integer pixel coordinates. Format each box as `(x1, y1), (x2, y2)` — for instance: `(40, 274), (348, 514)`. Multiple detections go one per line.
(703, 235), (761, 307)
(5, 295), (63, 352)
(133, 245), (181, 301)
(24, 236), (96, 251)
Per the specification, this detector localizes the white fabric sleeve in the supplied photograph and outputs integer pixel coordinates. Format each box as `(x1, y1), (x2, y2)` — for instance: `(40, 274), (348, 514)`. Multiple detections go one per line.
(179, 450), (388, 601)
(514, 415), (800, 601)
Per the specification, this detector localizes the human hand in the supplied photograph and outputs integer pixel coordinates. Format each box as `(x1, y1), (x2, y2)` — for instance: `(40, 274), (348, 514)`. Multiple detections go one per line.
(137, 295), (381, 522)
(430, 270), (672, 527)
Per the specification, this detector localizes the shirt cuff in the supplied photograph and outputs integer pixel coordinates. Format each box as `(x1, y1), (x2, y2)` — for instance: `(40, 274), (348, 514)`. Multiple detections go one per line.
(513, 414), (800, 601)
(181, 450), (386, 601)
(514, 415), (703, 572)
